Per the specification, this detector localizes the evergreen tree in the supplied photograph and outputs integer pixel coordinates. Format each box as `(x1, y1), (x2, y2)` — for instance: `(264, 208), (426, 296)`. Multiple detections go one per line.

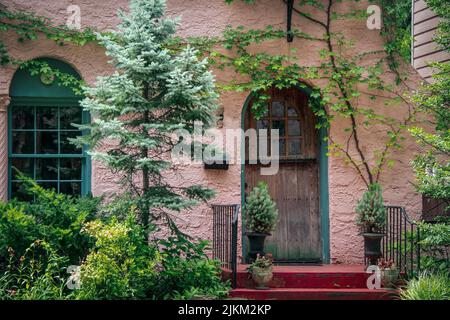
(75, 0), (218, 237)
(245, 182), (278, 234)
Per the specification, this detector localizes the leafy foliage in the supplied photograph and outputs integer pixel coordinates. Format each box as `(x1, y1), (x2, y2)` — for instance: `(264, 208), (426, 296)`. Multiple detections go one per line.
(0, 5), (96, 66)
(410, 62), (450, 203)
(76, 214), (159, 300)
(0, 182), (229, 300)
(153, 236), (229, 300)
(355, 183), (385, 233)
(370, 0), (412, 68)
(408, 0), (449, 209)
(400, 272), (450, 300)
(418, 218), (450, 274)
(245, 182), (278, 234)
(0, 177), (100, 266)
(425, 0), (450, 49)
(0, 240), (68, 300)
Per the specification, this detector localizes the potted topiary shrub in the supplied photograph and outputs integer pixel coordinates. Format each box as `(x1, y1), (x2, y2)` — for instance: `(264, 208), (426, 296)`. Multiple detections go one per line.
(245, 181), (278, 261)
(247, 253), (274, 290)
(355, 183), (386, 265)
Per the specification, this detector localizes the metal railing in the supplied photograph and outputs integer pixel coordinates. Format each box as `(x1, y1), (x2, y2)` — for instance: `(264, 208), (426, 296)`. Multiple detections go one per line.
(212, 204), (239, 288)
(382, 206), (421, 276)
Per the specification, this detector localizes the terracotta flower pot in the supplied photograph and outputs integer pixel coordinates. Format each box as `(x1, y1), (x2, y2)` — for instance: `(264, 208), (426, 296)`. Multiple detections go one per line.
(381, 269), (399, 288)
(251, 266), (273, 290)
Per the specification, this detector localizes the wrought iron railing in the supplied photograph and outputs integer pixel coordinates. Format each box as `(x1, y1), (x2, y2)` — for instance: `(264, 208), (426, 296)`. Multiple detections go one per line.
(212, 204), (239, 288)
(382, 206), (421, 276)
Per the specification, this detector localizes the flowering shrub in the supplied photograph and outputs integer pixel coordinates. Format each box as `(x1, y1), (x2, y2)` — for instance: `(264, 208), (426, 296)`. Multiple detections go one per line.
(76, 214), (159, 300)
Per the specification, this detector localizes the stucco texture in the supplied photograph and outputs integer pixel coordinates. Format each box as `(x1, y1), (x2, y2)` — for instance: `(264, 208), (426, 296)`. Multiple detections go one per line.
(0, 0), (425, 264)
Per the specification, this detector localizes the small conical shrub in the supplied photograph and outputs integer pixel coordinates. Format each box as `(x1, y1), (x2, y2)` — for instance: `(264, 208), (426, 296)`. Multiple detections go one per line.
(246, 182), (278, 234)
(355, 183), (386, 233)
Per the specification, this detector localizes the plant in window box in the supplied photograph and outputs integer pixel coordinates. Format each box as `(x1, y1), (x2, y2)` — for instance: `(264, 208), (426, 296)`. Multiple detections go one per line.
(247, 253), (273, 290)
(245, 181), (278, 261)
(355, 183), (386, 265)
(377, 258), (399, 288)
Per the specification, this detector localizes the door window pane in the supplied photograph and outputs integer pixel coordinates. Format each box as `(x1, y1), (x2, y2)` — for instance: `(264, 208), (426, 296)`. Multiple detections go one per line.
(256, 120), (269, 130)
(287, 106), (298, 117)
(271, 101), (284, 117)
(37, 131), (58, 154)
(288, 120), (301, 136)
(272, 120), (285, 137)
(12, 131), (34, 154)
(288, 139), (301, 155)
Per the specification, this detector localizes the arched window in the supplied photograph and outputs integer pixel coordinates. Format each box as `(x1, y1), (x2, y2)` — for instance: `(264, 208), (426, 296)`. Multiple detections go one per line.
(8, 58), (90, 200)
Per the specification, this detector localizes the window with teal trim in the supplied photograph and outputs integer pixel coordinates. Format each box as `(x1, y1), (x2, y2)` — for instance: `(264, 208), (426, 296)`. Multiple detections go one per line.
(9, 103), (88, 200)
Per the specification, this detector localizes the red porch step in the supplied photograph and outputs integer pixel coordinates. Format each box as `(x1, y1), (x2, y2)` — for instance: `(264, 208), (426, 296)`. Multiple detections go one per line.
(229, 288), (397, 300)
(225, 265), (399, 300)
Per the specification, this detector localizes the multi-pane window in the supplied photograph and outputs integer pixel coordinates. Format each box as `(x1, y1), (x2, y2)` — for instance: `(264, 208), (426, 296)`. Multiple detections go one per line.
(9, 104), (88, 200)
(247, 101), (303, 160)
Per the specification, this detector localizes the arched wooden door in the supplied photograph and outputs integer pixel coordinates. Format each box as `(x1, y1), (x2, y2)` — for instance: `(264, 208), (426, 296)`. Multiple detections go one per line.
(244, 88), (321, 263)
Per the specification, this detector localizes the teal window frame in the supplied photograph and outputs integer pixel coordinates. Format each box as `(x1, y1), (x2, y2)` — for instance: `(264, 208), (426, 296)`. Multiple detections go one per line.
(8, 96), (91, 199)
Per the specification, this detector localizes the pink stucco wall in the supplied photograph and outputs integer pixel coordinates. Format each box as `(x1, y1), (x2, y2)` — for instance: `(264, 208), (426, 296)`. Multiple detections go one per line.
(0, 0), (424, 264)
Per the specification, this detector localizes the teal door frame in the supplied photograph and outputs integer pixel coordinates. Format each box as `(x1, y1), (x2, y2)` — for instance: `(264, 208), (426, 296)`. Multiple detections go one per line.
(240, 87), (330, 264)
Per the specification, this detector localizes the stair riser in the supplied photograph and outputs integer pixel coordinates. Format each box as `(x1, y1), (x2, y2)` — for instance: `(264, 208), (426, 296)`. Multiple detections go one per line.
(231, 273), (373, 289)
(229, 291), (396, 300)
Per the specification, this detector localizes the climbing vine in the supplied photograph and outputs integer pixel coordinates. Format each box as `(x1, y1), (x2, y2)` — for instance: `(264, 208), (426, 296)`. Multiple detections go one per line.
(193, 0), (416, 187)
(1, 0), (419, 189)
(0, 5), (97, 93)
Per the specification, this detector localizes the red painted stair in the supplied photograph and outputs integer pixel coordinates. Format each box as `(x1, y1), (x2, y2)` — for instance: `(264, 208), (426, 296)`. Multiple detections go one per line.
(226, 265), (398, 300)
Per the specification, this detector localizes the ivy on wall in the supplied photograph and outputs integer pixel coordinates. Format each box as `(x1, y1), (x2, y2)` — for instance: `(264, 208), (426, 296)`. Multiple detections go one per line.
(0, 0), (419, 189)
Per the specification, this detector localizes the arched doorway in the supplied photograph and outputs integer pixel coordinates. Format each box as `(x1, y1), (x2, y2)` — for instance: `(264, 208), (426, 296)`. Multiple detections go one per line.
(8, 58), (90, 200)
(243, 87), (328, 263)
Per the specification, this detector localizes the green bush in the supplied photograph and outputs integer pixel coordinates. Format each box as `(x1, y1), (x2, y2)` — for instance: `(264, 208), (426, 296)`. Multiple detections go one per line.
(245, 182), (278, 234)
(355, 183), (386, 233)
(75, 214), (159, 300)
(400, 272), (450, 300)
(0, 178), (100, 266)
(418, 217), (450, 274)
(0, 178), (229, 300)
(153, 236), (229, 300)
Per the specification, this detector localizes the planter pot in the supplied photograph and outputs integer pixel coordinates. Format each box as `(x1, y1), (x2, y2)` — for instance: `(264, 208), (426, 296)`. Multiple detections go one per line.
(381, 269), (399, 288)
(245, 232), (270, 262)
(363, 233), (385, 265)
(251, 266), (273, 290)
